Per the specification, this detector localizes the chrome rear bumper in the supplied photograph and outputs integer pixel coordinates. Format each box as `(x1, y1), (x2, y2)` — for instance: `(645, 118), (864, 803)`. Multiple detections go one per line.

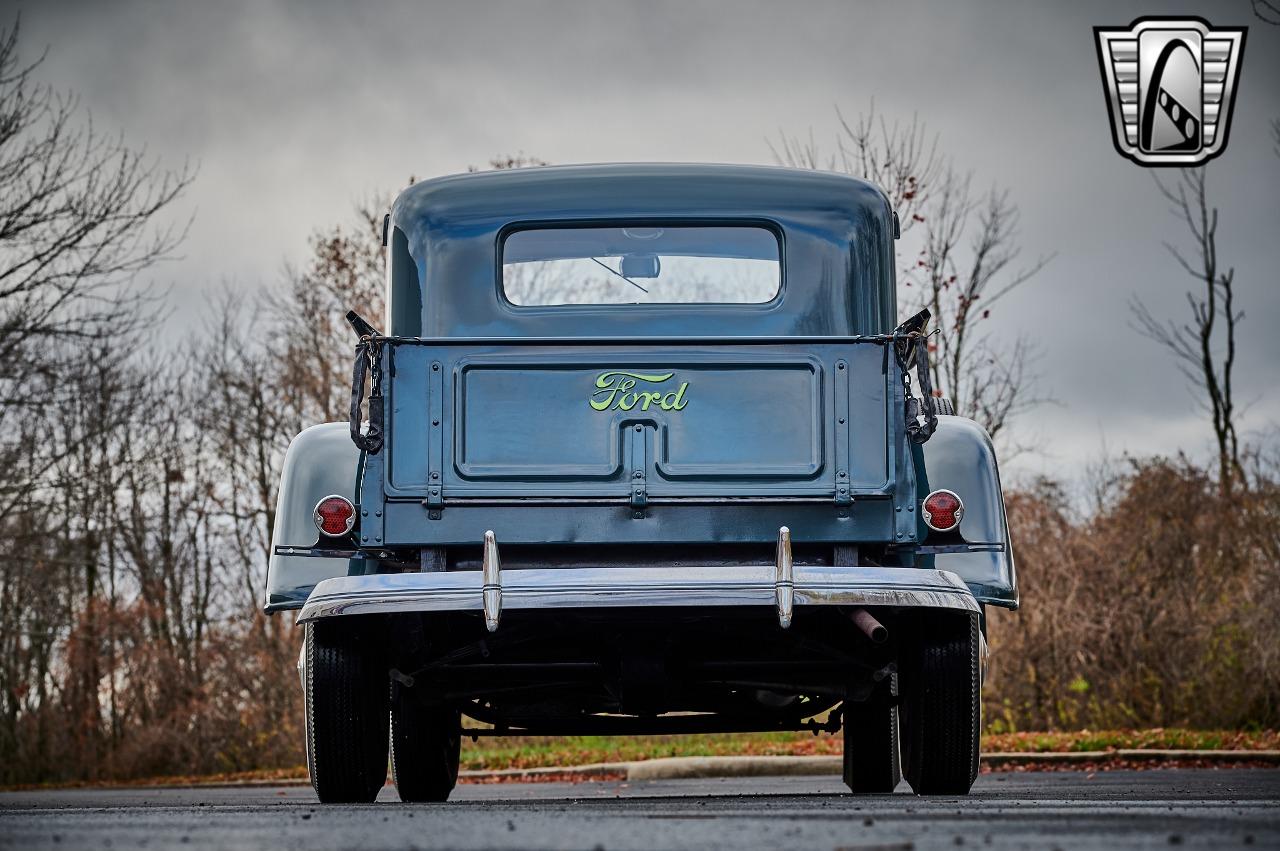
(296, 563), (979, 625)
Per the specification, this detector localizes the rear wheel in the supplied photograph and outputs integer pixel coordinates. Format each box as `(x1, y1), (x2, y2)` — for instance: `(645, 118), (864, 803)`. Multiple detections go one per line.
(841, 679), (902, 793)
(305, 621), (389, 803)
(900, 612), (981, 795)
(390, 683), (461, 802)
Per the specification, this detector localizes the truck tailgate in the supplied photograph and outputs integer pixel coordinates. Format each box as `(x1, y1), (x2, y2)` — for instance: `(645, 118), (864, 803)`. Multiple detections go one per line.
(384, 340), (897, 504)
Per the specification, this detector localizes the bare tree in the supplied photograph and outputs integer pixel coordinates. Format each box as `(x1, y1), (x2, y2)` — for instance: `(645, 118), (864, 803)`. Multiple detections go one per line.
(0, 18), (193, 502)
(469, 152), (549, 172)
(265, 200), (389, 423)
(772, 106), (1050, 440)
(1255, 1), (1280, 161)
(917, 172), (1052, 440)
(0, 14), (576, 784)
(770, 102), (941, 235)
(268, 156), (547, 422)
(0, 21), (192, 353)
(1253, 0), (1280, 25)
(1131, 170), (1243, 494)
(0, 17), (198, 784)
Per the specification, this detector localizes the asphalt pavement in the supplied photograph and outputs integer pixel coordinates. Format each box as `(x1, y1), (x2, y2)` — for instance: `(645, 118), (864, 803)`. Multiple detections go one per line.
(1, 769), (1277, 850)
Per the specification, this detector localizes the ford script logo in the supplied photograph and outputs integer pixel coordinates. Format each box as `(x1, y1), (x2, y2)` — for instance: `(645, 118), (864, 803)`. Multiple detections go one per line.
(589, 371), (689, 412)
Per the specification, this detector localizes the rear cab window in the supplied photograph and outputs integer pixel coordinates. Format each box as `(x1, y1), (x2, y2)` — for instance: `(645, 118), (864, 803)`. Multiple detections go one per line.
(501, 225), (781, 307)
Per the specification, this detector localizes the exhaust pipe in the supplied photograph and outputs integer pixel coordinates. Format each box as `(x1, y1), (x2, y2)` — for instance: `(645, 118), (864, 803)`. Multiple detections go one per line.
(849, 607), (887, 644)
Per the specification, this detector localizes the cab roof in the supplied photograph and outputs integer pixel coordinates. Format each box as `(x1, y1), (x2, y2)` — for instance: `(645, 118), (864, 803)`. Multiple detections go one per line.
(394, 163), (890, 225)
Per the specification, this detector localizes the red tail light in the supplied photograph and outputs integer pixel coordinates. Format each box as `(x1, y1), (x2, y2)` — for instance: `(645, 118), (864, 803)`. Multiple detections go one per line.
(314, 495), (356, 537)
(921, 489), (964, 532)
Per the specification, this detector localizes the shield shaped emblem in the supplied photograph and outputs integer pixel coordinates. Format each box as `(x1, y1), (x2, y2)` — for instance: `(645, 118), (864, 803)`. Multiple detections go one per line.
(1095, 17), (1247, 166)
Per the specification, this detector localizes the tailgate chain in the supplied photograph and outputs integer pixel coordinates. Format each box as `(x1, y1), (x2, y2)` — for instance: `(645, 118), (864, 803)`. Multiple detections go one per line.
(893, 309), (939, 445)
(349, 335), (385, 454)
(347, 310), (386, 454)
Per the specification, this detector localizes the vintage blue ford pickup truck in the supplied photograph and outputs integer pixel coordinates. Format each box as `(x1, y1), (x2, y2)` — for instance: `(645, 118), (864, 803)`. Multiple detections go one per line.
(266, 163), (1017, 802)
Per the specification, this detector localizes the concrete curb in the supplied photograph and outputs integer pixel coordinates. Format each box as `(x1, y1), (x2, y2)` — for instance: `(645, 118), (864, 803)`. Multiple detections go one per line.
(568, 750), (1280, 782)
(459, 762), (630, 782)
(623, 755), (843, 780)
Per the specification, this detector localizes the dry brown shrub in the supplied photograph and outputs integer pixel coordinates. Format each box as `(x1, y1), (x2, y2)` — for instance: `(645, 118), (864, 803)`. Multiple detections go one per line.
(986, 457), (1280, 731)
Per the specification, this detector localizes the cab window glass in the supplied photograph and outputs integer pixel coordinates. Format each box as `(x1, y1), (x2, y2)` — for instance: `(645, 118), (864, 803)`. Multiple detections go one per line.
(502, 226), (781, 306)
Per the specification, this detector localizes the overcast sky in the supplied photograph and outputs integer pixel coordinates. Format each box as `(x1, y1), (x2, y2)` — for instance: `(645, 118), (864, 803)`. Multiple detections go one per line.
(12, 0), (1280, 486)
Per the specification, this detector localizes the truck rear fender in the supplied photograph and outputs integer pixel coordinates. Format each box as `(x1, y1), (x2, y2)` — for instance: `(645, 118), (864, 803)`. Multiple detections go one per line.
(913, 415), (1018, 609)
(264, 422), (363, 611)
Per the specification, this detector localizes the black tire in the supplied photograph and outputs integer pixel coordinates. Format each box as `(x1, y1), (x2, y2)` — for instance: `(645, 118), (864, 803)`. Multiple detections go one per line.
(900, 612), (981, 795)
(842, 680), (902, 793)
(390, 683), (461, 802)
(305, 621), (389, 803)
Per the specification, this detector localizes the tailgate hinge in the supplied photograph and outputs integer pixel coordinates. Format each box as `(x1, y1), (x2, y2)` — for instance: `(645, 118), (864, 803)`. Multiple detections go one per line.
(630, 481), (648, 513)
(424, 487), (444, 513)
(833, 358), (852, 506)
(424, 358), (445, 519)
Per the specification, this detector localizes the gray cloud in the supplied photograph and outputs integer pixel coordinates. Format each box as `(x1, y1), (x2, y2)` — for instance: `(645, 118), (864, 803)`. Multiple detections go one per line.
(14, 0), (1280, 481)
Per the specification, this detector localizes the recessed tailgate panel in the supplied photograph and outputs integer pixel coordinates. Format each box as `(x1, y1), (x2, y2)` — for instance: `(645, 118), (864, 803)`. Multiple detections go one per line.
(387, 343), (890, 500)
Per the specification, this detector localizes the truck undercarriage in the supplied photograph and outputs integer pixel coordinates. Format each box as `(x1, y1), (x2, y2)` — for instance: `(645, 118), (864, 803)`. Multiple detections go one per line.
(299, 536), (984, 802)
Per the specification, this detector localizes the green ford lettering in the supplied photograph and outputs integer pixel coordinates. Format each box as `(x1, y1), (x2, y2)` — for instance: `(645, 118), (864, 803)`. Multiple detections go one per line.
(589, 371), (690, 412)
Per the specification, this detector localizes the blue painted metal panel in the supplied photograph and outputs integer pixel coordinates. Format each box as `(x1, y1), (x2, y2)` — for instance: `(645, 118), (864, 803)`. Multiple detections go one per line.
(384, 340), (892, 503)
(368, 336), (912, 549)
(387, 164), (897, 340)
(378, 500), (900, 548)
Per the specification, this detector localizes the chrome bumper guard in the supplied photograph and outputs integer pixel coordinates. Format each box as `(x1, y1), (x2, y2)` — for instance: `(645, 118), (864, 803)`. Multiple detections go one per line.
(297, 528), (978, 627)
